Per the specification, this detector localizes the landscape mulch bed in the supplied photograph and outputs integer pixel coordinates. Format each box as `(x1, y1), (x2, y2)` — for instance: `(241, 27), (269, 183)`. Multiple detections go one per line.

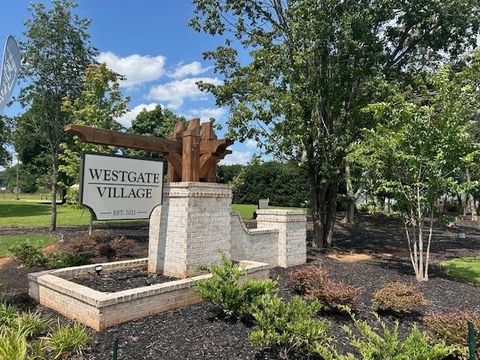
(67, 269), (178, 292)
(77, 255), (480, 360)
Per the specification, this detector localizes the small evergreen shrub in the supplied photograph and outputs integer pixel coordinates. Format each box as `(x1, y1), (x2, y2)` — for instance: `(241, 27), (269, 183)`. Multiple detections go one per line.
(195, 255), (277, 320)
(424, 311), (480, 355)
(96, 243), (115, 261)
(47, 322), (91, 359)
(339, 313), (457, 360)
(8, 243), (47, 267)
(287, 264), (328, 294)
(65, 234), (98, 255)
(249, 294), (335, 359)
(307, 280), (361, 312)
(46, 252), (92, 269)
(110, 236), (136, 258)
(372, 282), (428, 314)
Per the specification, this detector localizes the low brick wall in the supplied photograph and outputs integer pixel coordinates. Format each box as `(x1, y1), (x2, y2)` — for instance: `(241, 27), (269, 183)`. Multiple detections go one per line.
(28, 258), (270, 331)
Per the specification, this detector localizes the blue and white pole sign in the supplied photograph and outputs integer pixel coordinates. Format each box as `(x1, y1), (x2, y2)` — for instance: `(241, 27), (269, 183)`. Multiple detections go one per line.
(0, 35), (21, 113)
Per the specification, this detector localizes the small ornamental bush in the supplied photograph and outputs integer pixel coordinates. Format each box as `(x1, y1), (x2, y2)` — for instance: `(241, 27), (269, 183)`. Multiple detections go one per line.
(47, 322), (91, 359)
(65, 234), (97, 255)
(195, 255), (277, 320)
(424, 311), (480, 355)
(8, 243), (47, 267)
(338, 312), (457, 360)
(249, 294), (335, 359)
(110, 236), (136, 258)
(287, 265), (328, 294)
(372, 282), (428, 314)
(307, 280), (362, 311)
(96, 243), (115, 261)
(46, 251), (92, 269)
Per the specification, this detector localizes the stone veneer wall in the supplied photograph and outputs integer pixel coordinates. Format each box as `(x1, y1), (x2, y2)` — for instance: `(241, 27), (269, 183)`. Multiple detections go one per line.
(149, 182), (232, 277)
(29, 259), (269, 330)
(231, 209), (307, 268)
(256, 209), (307, 267)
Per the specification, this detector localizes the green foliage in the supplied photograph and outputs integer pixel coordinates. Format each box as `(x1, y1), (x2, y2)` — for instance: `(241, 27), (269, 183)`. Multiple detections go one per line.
(46, 251), (92, 269)
(0, 329), (28, 360)
(249, 294), (335, 359)
(231, 160), (309, 207)
(47, 322), (90, 359)
(190, 0), (480, 248)
(372, 282), (428, 314)
(195, 256), (277, 319)
(441, 257), (480, 286)
(340, 313), (457, 360)
(12, 312), (50, 339)
(128, 105), (185, 159)
(424, 311), (480, 353)
(8, 243), (47, 267)
(0, 303), (18, 327)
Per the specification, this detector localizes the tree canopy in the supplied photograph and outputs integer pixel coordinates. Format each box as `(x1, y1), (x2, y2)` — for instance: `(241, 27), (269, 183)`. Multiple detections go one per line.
(190, 0), (480, 247)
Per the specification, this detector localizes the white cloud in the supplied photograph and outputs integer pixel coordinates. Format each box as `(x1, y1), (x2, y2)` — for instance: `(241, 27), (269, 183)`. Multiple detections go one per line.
(97, 51), (166, 88)
(245, 139), (258, 149)
(116, 103), (158, 128)
(185, 107), (226, 121)
(169, 61), (209, 78)
(148, 77), (222, 110)
(220, 150), (253, 165)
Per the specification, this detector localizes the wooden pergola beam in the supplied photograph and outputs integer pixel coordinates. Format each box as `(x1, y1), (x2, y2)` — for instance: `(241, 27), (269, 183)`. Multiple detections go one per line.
(64, 124), (182, 154)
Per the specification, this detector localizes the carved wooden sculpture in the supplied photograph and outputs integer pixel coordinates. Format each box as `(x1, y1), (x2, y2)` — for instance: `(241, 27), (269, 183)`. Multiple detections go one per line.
(64, 118), (232, 183)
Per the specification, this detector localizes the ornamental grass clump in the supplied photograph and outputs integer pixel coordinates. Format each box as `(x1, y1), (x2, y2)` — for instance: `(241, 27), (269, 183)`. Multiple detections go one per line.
(372, 282), (428, 314)
(47, 322), (91, 359)
(195, 255), (277, 320)
(249, 294), (335, 359)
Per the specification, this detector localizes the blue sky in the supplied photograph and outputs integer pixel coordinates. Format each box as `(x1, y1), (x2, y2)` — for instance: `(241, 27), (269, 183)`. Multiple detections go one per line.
(0, 0), (261, 166)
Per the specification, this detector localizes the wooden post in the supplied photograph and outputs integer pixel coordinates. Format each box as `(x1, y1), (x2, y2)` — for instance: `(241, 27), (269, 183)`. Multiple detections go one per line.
(182, 119), (201, 181)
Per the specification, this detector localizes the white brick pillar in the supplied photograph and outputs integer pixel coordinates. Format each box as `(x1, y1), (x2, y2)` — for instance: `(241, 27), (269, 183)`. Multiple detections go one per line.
(148, 182), (232, 278)
(256, 209), (307, 267)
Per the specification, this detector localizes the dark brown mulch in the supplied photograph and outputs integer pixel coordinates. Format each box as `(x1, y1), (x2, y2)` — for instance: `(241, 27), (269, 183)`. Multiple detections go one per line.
(67, 269), (178, 293)
(79, 255), (480, 360)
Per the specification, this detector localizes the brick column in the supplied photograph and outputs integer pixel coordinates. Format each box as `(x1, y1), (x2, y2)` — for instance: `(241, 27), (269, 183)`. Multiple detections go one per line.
(148, 182), (232, 278)
(256, 209), (307, 268)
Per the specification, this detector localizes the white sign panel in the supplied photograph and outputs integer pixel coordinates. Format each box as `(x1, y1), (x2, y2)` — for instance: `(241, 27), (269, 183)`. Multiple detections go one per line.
(0, 36), (21, 113)
(80, 153), (164, 220)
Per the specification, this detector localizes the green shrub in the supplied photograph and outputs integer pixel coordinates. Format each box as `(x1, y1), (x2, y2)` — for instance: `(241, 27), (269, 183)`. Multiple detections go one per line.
(339, 313), (457, 360)
(424, 311), (480, 357)
(110, 236), (136, 258)
(195, 256), (277, 319)
(307, 280), (362, 312)
(0, 329), (28, 360)
(8, 243), (47, 267)
(249, 294), (335, 359)
(47, 322), (91, 359)
(372, 282), (428, 314)
(46, 251), (92, 269)
(0, 302), (17, 327)
(287, 265), (328, 294)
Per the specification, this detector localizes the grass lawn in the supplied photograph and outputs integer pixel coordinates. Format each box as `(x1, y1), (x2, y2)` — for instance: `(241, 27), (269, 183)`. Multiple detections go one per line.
(441, 257), (480, 286)
(0, 234), (56, 257)
(231, 204), (257, 219)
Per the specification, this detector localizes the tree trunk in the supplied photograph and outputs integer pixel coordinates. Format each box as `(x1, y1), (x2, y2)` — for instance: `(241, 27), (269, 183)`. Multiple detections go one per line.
(50, 155), (58, 232)
(342, 159), (356, 224)
(343, 200), (355, 224)
(310, 175), (338, 249)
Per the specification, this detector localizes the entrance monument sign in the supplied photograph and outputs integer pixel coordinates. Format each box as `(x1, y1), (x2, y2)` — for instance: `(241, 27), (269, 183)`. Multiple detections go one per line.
(80, 153), (164, 220)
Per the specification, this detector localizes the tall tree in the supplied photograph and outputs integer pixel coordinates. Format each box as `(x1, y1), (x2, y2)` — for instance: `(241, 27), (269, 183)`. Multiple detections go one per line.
(351, 53), (480, 281)
(128, 105), (185, 158)
(190, 0), (480, 248)
(61, 62), (129, 184)
(18, 0), (96, 231)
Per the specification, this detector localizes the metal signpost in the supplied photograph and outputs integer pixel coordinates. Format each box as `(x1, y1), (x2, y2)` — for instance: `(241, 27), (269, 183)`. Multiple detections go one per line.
(0, 35), (21, 113)
(80, 153), (164, 220)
